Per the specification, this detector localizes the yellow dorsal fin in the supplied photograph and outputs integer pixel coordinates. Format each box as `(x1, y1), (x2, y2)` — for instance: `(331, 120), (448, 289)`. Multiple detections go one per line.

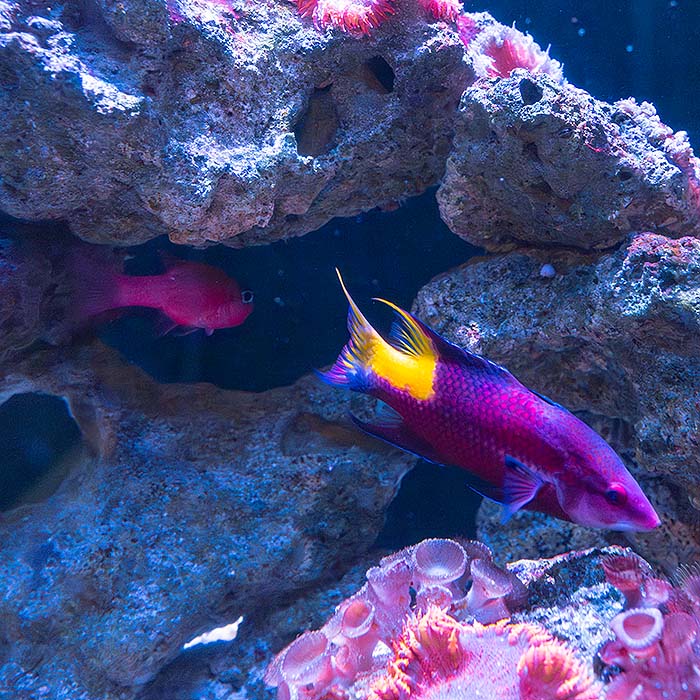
(329, 271), (437, 401)
(372, 297), (434, 360)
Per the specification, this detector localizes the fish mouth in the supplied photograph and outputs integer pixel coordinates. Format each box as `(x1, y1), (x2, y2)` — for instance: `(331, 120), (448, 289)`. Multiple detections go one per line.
(606, 514), (661, 532)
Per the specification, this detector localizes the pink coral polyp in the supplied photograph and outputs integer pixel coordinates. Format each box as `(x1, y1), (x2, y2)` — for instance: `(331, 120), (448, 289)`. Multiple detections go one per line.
(470, 25), (564, 82)
(415, 0), (462, 22)
(297, 0), (396, 36)
(368, 607), (599, 700)
(267, 539), (552, 700)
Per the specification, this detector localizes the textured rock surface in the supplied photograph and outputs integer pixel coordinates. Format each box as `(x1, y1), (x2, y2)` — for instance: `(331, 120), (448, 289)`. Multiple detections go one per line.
(0, 0), (470, 246)
(0, 342), (414, 700)
(414, 233), (700, 571)
(438, 72), (700, 250)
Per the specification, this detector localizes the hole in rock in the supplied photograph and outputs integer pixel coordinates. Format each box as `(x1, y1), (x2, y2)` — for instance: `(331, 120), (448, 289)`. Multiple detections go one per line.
(294, 85), (339, 157)
(617, 168), (633, 181)
(519, 77), (543, 105)
(0, 393), (81, 511)
(365, 56), (395, 93)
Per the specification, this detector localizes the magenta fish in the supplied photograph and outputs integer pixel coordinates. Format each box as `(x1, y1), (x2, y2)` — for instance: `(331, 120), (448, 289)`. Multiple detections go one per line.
(72, 253), (253, 336)
(321, 271), (660, 531)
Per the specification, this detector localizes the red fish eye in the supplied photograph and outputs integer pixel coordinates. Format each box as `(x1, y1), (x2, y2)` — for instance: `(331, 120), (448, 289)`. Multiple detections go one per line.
(605, 483), (628, 506)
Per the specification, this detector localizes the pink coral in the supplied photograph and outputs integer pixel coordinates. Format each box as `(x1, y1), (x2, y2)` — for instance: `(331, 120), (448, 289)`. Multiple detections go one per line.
(292, 0), (463, 35)
(295, 0), (396, 37)
(415, 0), (461, 22)
(265, 538), (533, 699)
(367, 606), (599, 700)
(600, 556), (700, 700)
(468, 24), (563, 82)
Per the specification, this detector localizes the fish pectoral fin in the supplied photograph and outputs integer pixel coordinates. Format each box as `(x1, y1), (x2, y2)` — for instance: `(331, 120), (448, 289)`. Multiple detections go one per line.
(501, 455), (545, 523)
(350, 403), (446, 465)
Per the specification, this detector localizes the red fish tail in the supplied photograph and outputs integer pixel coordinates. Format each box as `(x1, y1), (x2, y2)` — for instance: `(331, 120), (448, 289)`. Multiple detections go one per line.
(67, 249), (129, 323)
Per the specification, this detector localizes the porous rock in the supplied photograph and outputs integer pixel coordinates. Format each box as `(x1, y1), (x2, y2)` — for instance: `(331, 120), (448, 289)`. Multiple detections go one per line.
(438, 71), (700, 250)
(0, 0), (470, 246)
(0, 342), (414, 699)
(414, 232), (700, 570)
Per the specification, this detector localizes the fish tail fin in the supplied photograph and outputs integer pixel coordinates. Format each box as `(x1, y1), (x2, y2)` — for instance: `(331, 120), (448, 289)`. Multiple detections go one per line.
(67, 249), (127, 323)
(318, 269), (382, 392)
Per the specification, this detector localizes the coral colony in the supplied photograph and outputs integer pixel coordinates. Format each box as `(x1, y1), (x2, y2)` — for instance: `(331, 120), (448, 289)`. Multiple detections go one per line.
(267, 543), (700, 700)
(265, 539), (601, 699)
(599, 554), (700, 700)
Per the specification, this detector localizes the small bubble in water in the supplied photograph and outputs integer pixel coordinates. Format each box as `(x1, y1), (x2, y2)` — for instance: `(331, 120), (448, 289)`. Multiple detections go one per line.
(625, 44), (634, 53)
(577, 27), (586, 37)
(669, 0), (678, 7)
(274, 296), (284, 306)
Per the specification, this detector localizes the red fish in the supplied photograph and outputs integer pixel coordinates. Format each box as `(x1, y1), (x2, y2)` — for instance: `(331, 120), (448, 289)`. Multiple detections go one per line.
(321, 271), (660, 532)
(73, 254), (254, 335)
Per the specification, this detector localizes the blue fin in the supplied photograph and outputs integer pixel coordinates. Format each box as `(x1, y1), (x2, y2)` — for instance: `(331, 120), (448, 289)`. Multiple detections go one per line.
(350, 404), (446, 465)
(462, 475), (506, 505)
(531, 389), (566, 411)
(501, 455), (544, 523)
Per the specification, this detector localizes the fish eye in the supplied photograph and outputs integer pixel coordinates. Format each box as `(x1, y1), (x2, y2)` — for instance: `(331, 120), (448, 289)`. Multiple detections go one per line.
(241, 290), (254, 304)
(605, 483), (628, 506)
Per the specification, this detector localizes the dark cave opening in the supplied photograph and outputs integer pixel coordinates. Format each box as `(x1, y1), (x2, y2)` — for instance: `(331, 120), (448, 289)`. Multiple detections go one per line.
(365, 56), (395, 93)
(293, 85), (339, 157)
(375, 461), (481, 549)
(0, 392), (82, 511)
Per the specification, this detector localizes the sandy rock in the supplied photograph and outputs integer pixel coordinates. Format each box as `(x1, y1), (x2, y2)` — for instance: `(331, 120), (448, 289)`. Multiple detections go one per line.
(0, 342), (414, 699)
(0, 0), (470, 246)
(438, 72), (700, 250)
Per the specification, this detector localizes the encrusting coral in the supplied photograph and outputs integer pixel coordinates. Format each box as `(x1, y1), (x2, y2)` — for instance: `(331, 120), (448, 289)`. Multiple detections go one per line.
(265, 538), (601, 700)
(599, 552), (700, 700)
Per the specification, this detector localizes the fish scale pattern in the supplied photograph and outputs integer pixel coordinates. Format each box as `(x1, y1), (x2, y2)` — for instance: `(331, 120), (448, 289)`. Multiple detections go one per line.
(371, 357), (565, 512)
